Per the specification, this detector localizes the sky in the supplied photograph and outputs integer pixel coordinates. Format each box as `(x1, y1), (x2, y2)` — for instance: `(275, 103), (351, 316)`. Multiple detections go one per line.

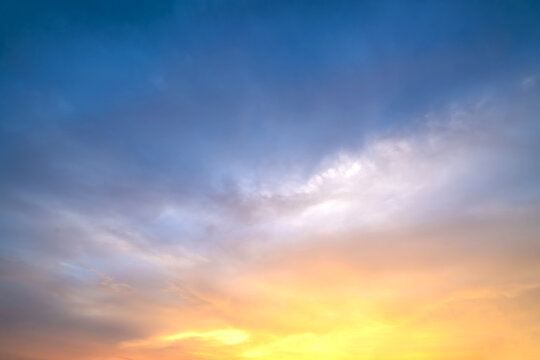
(1, 1), (540, 359)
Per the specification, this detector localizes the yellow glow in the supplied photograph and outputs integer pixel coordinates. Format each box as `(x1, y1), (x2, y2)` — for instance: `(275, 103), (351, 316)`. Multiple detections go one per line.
(114, 228), (540, 360)
(121, 329), (249, 348)
(160, 329), (249, 345)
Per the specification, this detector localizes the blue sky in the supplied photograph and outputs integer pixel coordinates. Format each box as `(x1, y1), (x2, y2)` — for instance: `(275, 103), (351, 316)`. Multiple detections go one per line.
(2, 0), (539, 209)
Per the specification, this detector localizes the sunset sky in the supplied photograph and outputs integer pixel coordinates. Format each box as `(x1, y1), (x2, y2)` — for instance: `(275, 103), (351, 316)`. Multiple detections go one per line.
(1, 1), (540, 359)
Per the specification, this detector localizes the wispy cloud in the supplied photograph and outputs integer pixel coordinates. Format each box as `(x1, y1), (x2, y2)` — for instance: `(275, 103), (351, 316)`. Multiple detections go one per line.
(1, 1), (540, 359)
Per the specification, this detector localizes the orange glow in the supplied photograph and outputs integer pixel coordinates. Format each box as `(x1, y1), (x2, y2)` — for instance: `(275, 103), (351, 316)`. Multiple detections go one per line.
(105, 233), (540, 360)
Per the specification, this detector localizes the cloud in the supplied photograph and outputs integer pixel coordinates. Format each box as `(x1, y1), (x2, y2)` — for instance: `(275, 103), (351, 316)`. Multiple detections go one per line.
(1, 1), (539, 359)
(122, 329), (249, 349)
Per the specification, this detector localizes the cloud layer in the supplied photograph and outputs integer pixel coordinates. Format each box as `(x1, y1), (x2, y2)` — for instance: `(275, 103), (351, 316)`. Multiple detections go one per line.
(1, 1), (540, 359)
